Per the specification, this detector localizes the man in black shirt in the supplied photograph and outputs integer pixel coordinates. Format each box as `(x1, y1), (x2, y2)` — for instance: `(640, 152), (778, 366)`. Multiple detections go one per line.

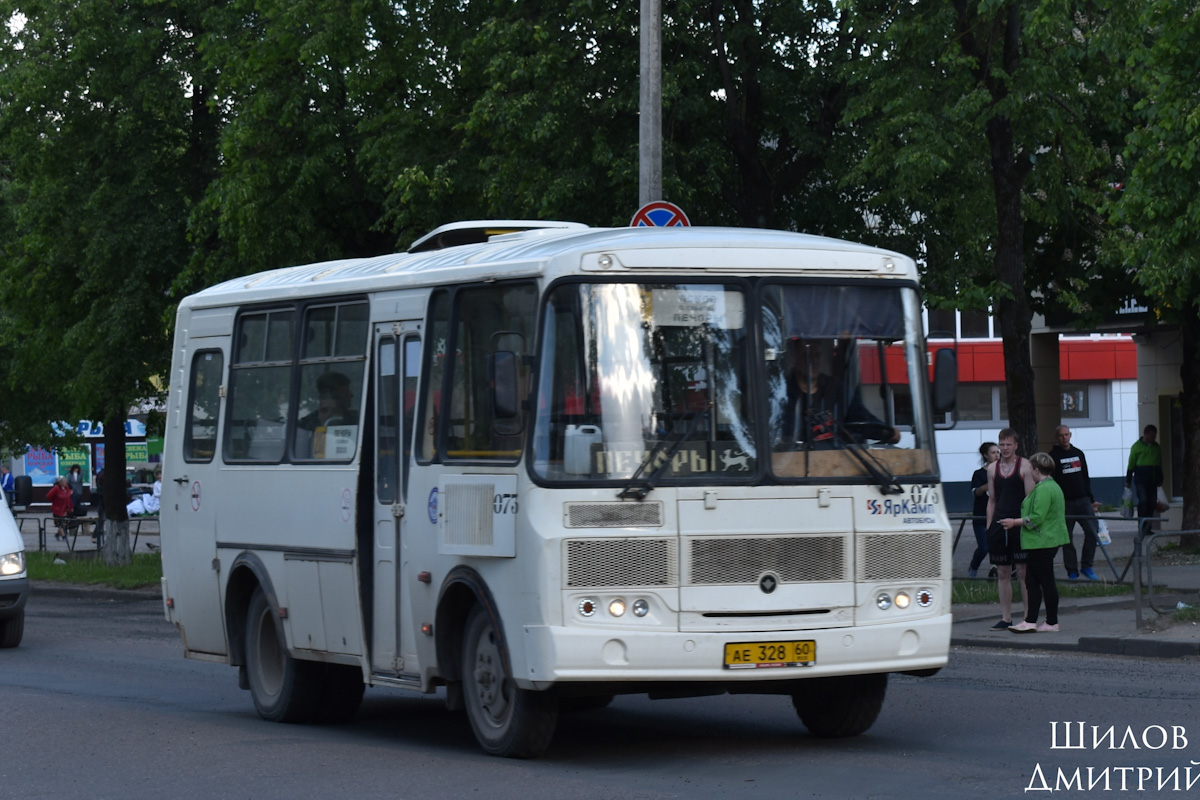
(986, 428), (1035, 629)
(1049, 425), (1102, 581)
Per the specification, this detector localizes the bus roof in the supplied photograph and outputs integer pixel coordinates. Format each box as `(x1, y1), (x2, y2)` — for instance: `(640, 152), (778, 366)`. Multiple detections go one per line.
(182, 225), (917, 310)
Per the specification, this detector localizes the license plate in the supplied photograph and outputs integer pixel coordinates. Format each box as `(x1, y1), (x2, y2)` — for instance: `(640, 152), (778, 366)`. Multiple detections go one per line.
(723, 640), (816, 670)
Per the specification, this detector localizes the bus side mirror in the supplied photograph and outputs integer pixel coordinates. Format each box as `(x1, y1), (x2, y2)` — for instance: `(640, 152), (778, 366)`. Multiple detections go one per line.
(14, 475), (33, 507)
(932, 348), (957, 414)
(490, 350), (521, 425)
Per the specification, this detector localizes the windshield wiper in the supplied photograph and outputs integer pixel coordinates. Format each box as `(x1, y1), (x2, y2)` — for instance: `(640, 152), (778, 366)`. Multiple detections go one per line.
(618, 410), (708, 501)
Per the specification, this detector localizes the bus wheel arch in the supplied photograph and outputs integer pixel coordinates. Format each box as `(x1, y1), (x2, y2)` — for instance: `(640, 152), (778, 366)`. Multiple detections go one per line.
(224, 552), (278, 669)
(434, 566), (503, 686)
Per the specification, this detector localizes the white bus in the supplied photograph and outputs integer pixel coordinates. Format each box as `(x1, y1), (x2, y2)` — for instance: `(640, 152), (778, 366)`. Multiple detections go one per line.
(160, 222), (957, 757)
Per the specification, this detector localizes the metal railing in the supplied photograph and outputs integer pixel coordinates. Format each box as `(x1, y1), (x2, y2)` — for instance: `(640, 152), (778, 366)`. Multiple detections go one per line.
(1135, 525), (1199, 623)
(13, 510), (159, 554)
(952, 511), (1128, 580)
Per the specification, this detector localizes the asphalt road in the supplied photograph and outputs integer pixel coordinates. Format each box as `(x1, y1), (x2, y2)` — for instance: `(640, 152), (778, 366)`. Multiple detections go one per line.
(4, 590), (1198, 799)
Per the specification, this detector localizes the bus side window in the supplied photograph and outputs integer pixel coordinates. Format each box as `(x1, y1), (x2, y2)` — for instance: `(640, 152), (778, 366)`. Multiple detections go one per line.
(292, 301), (368, 461)
(226, 309), (294, 463)
(416, 290), (450, 462)
(446, 283), (536, 460)
(184, 349), (224, 462)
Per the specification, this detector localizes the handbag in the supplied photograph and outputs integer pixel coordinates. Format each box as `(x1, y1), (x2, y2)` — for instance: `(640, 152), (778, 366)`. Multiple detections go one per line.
(1095, 518), (1111, 545)
(1156, 487), (1170, 514)
(1119, 486), (1134, 519)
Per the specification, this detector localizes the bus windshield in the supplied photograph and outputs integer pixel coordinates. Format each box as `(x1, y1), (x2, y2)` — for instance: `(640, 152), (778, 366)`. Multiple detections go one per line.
(532, 280), (937, 486)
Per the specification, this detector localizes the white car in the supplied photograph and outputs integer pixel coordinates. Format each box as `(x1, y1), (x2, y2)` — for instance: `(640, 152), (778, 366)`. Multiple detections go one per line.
(0, 488), (28, 647)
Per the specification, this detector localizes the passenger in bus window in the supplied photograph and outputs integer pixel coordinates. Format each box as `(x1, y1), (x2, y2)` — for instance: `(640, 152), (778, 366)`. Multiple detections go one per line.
(297, 371), (358, 458)
(781, 338), (899, 448)
(301, 371), (357, 428)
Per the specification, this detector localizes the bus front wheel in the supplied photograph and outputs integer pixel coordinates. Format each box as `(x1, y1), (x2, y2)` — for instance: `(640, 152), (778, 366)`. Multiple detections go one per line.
(791, 673), (888, 738)
(461, 606), (558, 757)
(0, 610), (23, 648)
(245, 587), (321, 723)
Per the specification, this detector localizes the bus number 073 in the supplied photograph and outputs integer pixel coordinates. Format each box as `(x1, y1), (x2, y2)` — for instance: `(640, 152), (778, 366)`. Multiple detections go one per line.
(493, 493), (518, 515)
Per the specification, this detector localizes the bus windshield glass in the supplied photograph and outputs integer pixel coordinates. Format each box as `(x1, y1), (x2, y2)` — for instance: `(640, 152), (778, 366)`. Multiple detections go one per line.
(533, 280), (937, 485)
(761, 282), (935, 481)
(534, 282), (755, 483)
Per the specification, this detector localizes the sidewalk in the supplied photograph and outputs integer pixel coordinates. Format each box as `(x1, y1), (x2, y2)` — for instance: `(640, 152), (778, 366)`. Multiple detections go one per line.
(951, 515), (1200, 658)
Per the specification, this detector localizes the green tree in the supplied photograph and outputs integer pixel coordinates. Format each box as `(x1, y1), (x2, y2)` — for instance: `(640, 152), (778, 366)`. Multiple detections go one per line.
(182, 0), (394, 290)
(0, 0), (218, 563)
(368, 1), (885, 244)
(1111, 0), (1200, 538)
(844, 1), (1133, 455)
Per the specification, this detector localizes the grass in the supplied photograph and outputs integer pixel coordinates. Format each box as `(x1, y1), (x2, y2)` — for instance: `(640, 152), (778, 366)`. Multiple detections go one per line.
(1175, 605), (1200, 623)
(952, 577), (1137, 605)
(26, 550), (162, 590)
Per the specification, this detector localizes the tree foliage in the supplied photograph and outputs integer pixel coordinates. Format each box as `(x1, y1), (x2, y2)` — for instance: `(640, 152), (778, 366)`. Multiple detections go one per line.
(842, 0), (1135, 454)
(0, 0), (220, 559)
(2, 0), (1198, 529)
(1110, 0), (1200, 533)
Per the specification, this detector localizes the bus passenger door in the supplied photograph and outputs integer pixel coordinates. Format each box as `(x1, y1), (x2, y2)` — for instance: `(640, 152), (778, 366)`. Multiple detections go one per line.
(164, 339), (230, 656)
(371, 326), (421, 675)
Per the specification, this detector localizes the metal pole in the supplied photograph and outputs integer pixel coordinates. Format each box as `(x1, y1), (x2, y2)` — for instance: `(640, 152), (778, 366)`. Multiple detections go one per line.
(639, 0), (662, 206)
(1133, 518), (1145, 628)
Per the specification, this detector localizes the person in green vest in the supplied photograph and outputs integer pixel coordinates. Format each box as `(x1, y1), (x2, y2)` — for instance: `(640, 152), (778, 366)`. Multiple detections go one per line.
(999, 452), (1069, 633)
(1125, 424), (1164, 523)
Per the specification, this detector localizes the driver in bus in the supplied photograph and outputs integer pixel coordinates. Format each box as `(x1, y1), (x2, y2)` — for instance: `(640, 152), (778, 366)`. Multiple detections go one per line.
(781, 338), (900, 448)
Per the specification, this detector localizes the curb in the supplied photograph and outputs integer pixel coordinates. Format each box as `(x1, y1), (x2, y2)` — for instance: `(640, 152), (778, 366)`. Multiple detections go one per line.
(951, 633), (1200, 659)
(31, 580), (161, 603)
(1077, 636), (1200, 658)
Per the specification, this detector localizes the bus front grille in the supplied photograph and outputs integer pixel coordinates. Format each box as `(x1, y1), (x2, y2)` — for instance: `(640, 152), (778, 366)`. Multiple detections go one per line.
(565, 538), (677, 587)
(685, 535), (848, 585)
(857, 532), (942, 581)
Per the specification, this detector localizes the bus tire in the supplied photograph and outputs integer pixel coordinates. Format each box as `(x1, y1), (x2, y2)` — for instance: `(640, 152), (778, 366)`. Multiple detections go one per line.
(461, 606), (558, 758)
(314, 663), (365, 724)
(791, 673), (887, 738)
(245, 587), (321, 723)
(0, 610), (23, 648)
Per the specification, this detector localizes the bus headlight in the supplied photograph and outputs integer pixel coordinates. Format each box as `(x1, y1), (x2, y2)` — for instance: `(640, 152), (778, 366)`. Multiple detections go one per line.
(876, 592), (892, 610)
(917, 589), (934, 608)
(608, 599), (626, 617)
(578, 598), (597, 617)
(894, 592), (911, 609)
(0, 551), (25, 577)
(632, 599), (649, 617)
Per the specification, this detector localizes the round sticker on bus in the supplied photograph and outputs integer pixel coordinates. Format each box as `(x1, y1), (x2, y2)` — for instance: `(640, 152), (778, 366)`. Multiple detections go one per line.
(428, 487), (438, 524)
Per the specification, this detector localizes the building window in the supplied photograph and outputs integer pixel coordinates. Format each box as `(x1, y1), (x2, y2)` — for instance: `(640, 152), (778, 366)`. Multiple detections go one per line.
(960, 310), (990, 339)
(948, 381), (1110, 428)
(1061, 381), (1110, 423)
(925, 307), (992, 339)
(956, 383), (1006, 423)
(927, 308), (956, 339)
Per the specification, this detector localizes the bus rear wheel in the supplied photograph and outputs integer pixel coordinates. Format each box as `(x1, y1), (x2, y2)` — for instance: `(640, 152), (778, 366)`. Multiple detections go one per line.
(245, 587), (321, 723)
(791, 673), (888, 738)
(461, 606), (558, 758)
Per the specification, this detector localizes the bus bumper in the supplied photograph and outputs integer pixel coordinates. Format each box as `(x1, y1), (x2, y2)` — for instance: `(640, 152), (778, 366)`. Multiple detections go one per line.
(517, 613), (951, 689)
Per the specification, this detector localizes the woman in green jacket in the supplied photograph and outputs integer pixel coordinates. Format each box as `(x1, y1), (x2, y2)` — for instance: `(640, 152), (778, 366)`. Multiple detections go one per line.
(1000, 452), (1070, 632)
